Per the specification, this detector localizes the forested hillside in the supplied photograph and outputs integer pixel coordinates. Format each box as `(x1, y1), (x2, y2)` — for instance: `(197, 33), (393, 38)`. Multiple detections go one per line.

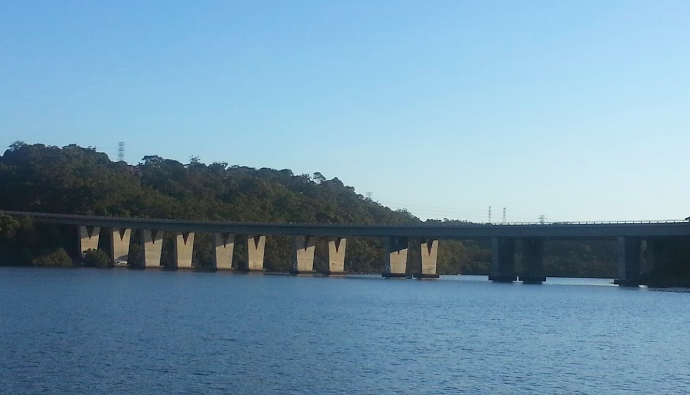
(0, 142), (618, 277)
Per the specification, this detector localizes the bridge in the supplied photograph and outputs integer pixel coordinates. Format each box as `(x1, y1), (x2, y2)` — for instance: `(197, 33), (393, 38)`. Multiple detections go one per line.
(3, 210), (689, 285)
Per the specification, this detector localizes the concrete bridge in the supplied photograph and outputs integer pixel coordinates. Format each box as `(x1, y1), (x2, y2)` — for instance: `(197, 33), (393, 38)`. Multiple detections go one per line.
(3, 210), (690, 285)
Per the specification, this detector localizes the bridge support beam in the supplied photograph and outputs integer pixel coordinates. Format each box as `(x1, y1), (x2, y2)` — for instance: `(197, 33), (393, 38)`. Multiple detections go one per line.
(213, 233), (234, 270)
(142, 229), (163, 268)
(615, 236), (641, 286)
(78, 226), (100, 255)
(519, 238), (545, 284)
(244, 235), (266, 272)
(383, 236), (408, 278)
(415, 239), (439, 279)
(324, 237), (347, 275)
(291, 235), (316, 275)
(108, 228), (131, 264)
(490, 237), (516, 282)
(173, 232), (194, 270)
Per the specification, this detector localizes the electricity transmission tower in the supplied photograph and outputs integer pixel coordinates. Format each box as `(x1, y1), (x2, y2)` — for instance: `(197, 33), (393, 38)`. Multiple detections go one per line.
(117, 142), (125, 162)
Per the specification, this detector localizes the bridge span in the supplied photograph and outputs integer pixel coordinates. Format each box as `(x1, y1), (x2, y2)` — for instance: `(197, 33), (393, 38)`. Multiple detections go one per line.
(3, 210), (689, 285)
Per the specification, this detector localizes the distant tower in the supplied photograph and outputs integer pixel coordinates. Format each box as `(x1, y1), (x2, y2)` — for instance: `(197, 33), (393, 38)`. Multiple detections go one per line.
(366, 192), (373, 200)
(503, 207), (506, 223)
(488, 206), (492, 224)
(117, 142), (125, 162)
(539, 215), (546, 224)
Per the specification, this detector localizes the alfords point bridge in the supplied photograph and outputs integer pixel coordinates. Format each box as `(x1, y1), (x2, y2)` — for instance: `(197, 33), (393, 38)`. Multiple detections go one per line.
(3, 210), (690, 286)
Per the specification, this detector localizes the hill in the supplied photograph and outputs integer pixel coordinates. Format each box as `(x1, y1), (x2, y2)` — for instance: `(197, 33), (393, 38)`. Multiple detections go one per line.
(0, 142), (617, 277)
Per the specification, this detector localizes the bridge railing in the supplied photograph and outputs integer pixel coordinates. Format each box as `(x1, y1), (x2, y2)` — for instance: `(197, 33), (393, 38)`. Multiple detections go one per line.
(490, 220), (687, 226)
(0, 210), (687, 227)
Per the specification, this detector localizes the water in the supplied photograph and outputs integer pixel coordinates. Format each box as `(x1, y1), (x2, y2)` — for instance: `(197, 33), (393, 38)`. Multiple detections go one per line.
(1, 268), (689, 394)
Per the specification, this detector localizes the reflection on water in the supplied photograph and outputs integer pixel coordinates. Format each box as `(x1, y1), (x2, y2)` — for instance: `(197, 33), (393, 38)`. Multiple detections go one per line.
(1, 268), (689, 394)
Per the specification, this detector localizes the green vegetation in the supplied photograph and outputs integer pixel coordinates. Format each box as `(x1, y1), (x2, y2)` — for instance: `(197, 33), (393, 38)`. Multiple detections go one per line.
(30, 249), (73, 267)
(0, 142), (620, 277)
(82, 248), (111, 268)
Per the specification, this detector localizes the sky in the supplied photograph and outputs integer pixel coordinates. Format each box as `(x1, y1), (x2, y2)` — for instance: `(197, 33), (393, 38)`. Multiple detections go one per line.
(1, 0), (689, 222)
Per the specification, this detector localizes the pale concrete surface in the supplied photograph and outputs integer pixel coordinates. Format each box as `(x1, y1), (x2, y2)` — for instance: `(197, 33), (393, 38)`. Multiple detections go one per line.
(246, 235), (266, 271)
(420, 239), (438, 275)
(327, 237), (346, 274)
(213, 233), (234, 270)
(109, 228), (131, 263)
(174, 232), (194, 269)
(78, 225), (100, 254)
(292, 235), (315, 274)
(142, 229), (163, 268)
(384, 236), (408, 276)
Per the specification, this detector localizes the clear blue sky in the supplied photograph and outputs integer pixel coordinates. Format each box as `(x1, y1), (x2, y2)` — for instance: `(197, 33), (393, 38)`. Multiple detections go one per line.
(1, 1), (689, 222)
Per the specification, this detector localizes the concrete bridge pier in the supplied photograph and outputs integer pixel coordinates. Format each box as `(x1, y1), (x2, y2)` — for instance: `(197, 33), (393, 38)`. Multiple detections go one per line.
(291, 235), (316, 275)
(490, 237), (517, 282)
(415, 239), (439, 279)
(78, 226), (100, 255)
(615, 236), (641, 286)
(213, 233), (234, 270)
(324, 237), (347, 275)
(108, 228), (131, 264)
(243, 235), (266, 272)
(141, 229), (164, 268)
(383, 236), (408, 278)
(173, 232), (194, 270)
(519, 238), (546, 284)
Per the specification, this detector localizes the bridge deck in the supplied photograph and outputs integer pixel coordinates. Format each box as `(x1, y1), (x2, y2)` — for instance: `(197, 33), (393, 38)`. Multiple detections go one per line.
(2, 210), (689, 239)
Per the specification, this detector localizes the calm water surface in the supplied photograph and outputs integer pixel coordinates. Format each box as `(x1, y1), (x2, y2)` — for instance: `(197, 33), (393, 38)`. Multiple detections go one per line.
(1, 268), (689, 394)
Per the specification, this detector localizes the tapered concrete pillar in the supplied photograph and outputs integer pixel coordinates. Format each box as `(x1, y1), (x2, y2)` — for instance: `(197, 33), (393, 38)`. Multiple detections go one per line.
(244, 235), (266, 272)
(213, 233), (234, 270)
(141, 229), (163, 268)
(324, 237), (347, 275)
(490, 237), (516, 282)
(174, 232), (194, 270)
(291, 235), (315, 275)
(616, 236), (641, 286)
(78, 226), (100, 254)
(415, 239), (439, 279)
(108, 228), (131, 264)
(520, 238), (545, 284)
(383, 236), (408, 278)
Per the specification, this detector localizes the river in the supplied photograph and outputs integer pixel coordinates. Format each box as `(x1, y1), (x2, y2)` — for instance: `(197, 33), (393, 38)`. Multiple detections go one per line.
(1, 268), (688, 394)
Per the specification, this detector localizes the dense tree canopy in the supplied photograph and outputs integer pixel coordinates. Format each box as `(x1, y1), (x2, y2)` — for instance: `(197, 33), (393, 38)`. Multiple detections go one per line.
(0, 142), (620, 277)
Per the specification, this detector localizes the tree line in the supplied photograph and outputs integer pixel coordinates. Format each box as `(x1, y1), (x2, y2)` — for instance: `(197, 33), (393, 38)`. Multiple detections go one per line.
(0, 142), (621, 278)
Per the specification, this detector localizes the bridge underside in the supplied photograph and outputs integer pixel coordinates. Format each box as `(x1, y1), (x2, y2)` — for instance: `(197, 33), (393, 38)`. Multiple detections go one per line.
(5, 210), (689, 286)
